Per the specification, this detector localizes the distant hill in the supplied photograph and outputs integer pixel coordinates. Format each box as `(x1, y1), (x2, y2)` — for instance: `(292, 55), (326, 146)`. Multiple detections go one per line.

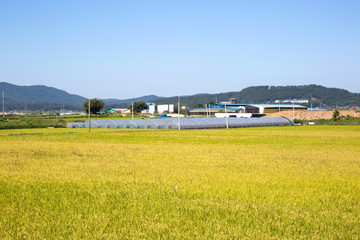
(0, 82), (163, 112)
(1, 82), (359, 111)
(103, 95), (163, 105)
(155, 85), (360, 108)
(0, 82), (86, 105)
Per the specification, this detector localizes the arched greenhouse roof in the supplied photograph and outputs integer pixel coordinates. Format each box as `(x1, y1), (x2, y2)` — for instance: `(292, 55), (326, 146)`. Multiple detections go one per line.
(68, 117), (293, 129)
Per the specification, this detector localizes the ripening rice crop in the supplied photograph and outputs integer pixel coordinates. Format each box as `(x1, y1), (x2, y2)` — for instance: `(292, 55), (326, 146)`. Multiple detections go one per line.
(0, 126), (359, 239)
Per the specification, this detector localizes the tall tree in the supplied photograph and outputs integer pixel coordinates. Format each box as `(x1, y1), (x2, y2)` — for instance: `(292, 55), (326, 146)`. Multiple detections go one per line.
(129, 101), (147, 113)
(83, 98), (105, 114)
(332, 109), (340, 121)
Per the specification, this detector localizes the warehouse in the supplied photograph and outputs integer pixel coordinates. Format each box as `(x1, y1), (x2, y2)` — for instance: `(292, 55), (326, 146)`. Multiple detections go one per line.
(190, 103), (306, 116)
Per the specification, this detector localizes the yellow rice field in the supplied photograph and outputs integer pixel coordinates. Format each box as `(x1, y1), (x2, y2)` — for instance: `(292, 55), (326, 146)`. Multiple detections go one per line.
(0, 126), (359, 239)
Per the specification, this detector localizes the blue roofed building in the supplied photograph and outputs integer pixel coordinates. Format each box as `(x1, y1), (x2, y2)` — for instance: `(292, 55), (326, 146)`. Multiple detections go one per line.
(189, 99), (307, 117)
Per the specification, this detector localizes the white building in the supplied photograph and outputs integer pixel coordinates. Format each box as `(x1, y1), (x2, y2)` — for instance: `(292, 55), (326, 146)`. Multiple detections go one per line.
(283, 99), (309, 104)
(215, 113), (252, 118)
(157, 104), (174, 113)
(111, 108), (128, 113)
(149, 105), (156, 114)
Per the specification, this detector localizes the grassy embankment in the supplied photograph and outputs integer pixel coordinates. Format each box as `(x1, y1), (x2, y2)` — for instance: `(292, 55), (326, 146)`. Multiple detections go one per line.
(1, 126), (359, 239)
(0, 117), (66, 129)
(1, 110), (360, 129)
(295, 115), (360, 126)
(0, 113), (150, 129)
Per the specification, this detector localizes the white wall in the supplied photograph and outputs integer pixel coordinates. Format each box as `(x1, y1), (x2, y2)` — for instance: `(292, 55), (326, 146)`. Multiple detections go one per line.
(258, 106), (265, 114)
(215, 113), (252, 118)
(149, 105), (156, 114)
(157, 104), (174, 113)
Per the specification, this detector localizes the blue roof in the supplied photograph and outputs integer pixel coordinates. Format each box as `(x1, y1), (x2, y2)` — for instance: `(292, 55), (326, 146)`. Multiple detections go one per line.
(227, 107), (243, 111)
(217, 103), (253, 106)
(190, 107), (228, 112)
(189, 106), (243, 112)
(307, 108), (326, 111)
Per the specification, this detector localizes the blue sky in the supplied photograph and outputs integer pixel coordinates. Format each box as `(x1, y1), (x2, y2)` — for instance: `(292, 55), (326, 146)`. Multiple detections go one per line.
(1, 0), (359, 99)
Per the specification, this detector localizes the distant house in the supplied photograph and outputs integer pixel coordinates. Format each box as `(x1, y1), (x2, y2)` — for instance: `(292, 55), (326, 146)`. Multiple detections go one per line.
(146, 102), (156, 114)
(107, 108), (128, 114)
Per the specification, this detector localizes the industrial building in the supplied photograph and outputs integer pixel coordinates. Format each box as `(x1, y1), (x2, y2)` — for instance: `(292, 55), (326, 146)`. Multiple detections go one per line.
(189, 100), (307, 117)
(283, 99), (309, 104)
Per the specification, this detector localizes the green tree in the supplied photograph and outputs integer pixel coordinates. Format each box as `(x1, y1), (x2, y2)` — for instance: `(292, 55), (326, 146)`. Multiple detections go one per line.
(332, 109), (340, 121)
(83, 98), (105, 114)
(129, 101), (147, 113)
(174, 106), (190, 115)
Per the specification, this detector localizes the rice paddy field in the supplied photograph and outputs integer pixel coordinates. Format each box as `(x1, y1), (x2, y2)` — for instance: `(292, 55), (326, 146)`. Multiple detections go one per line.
(1, 126), (359, 239)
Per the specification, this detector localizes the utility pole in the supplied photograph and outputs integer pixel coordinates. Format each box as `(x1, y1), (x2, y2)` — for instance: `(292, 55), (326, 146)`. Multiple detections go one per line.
(225, 103), (229, 129)
(178, 96), (180, 130)
(292, 101), (295, 120)
(132, 102), (134, 119)
(2, 91), (4, 118)
(278, 101), (280, 112)
(25, 101), (28, 114)
(88, 99), (91, 133)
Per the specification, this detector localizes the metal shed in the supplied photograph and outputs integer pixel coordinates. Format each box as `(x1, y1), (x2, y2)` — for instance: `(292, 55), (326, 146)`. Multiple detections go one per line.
(68, 117), (293, 129)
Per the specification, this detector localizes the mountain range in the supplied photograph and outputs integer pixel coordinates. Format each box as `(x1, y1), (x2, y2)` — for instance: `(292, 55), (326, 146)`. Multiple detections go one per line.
(0, 82), (86, 105)
(155, 85), (360, 108)
(1, 82), (360, 112)
(103, 95), (163, 105)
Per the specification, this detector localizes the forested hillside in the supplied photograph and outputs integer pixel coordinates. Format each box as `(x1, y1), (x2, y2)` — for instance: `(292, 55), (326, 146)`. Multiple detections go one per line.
(1, 82), (359, 111)
(103, 95), (162, 105)
(0, 82), (86, 105)
(0, 82), (162, 112)
(156, 85), (360, 108)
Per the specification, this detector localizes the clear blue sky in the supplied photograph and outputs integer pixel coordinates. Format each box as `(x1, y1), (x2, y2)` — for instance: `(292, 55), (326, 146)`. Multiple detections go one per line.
(1, 0), (359, 99)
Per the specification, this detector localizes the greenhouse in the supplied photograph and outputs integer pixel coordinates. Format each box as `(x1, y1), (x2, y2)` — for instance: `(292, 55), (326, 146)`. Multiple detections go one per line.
(67, 117), (294, 129)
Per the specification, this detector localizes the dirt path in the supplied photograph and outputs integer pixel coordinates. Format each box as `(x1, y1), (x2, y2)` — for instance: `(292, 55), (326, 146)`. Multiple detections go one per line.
(266, 110), (360, 120)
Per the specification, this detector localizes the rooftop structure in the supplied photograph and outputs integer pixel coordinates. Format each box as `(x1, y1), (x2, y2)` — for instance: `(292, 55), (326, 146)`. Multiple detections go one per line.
(190, 103), (307, 116)
(283, 99), (309, 103)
